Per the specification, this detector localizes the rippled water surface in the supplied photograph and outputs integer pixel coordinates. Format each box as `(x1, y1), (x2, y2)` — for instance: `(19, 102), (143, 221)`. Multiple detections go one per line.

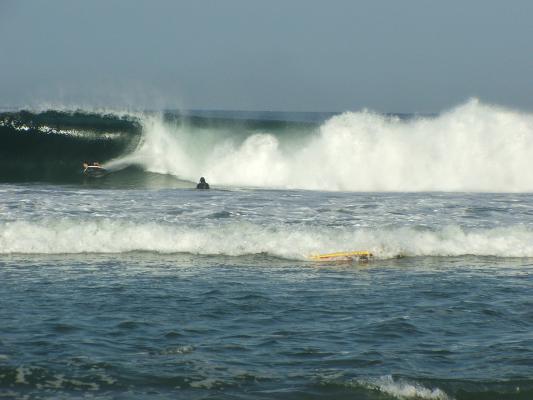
(1, 184), (533, 399)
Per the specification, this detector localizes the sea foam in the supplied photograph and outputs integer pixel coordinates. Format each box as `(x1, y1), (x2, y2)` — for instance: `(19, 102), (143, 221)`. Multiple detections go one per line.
(2, 218), (533, 259)
(357, 375), (453, 400)
(111, 99), (533, 192)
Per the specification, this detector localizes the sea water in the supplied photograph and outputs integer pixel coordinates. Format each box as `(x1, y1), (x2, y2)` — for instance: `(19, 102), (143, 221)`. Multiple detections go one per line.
(1, 187), (532, 399)
(0, 102), (533, 399)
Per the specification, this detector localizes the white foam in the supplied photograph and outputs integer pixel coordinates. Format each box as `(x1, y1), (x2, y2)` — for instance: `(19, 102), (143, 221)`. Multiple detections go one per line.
(15, 367), (29, 384)
(2, 218), (533, 259)
(114, 99), (533, 192)
(358, 375), (453, 400)
(159, 345), (194, 355)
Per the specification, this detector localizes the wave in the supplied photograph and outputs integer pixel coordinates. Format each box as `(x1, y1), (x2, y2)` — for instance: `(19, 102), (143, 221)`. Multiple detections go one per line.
(4, 100), (533, 192)
(0, 109), (142, 182)
(0, 107), (314, 185)
(326, 374), (533, 400)
(347, 375), (533, 400)
(2, 218), (533, 259)
(105, 99), (533, 192)
(355, 375), (453, 400)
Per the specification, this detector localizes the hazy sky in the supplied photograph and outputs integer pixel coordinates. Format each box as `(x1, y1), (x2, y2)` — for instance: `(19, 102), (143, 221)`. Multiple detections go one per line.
(1, 0), (532, 112)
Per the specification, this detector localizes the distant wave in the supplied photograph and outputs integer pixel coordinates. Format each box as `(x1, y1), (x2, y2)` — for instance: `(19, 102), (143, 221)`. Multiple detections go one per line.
(2, 218), (533, 260)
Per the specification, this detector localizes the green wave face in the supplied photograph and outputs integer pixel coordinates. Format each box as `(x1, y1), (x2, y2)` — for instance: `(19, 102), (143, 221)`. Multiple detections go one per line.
(0, 110), (143, 183)
(0, 108), (316, 186)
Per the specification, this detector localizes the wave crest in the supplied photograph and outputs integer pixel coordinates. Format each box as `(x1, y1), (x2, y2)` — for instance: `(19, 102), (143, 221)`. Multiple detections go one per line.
(2, 218), (533, 259)
(118, 99), (533, 192)
(357, 375), (453, 400)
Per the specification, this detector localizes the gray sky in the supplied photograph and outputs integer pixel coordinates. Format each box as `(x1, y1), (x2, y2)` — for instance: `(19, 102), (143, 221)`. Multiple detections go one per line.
(1, 0), (532, 112)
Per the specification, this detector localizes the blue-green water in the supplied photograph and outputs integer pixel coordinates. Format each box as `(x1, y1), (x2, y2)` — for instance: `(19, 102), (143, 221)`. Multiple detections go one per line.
(1, 186), (533, 400)
(1, 104), (533, 399)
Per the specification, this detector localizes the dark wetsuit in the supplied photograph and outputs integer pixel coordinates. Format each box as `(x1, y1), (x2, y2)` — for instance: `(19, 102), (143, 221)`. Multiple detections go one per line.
(196, 182), (210, 189)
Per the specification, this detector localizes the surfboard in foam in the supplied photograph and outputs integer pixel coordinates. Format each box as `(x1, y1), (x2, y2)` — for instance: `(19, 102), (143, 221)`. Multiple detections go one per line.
(309, 250), (373, 261)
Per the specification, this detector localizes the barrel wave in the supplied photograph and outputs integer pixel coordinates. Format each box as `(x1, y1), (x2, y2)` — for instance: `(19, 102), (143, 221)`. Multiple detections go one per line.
(0, 109), (142, 182)
(3, 99), (533, 191)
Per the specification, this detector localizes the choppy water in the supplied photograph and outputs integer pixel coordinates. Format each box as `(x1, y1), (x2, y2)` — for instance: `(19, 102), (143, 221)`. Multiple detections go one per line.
(2, 101), (533, 398)
(1, 185), (533, 399)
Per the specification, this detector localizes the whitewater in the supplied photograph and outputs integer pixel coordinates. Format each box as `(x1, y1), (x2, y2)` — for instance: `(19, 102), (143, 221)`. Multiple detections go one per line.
(2, 188), (533, 260)
(105, 99), (533, 192)
(1, 100), (533, 400)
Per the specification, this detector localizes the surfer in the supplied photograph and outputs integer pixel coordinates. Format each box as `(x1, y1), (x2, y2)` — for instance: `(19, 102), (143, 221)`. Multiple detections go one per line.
(82, 161), (103, 170)
(196, 177), (210, 189)
(82, 161), (107, 177)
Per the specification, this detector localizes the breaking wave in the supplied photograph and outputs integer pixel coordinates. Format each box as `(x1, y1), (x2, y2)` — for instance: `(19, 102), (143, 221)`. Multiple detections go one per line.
(2, 218), (533, 260)
(356, 375), (453, 400)
(3, 99), (533, 192)
(109, 99), (533, 192)
(0, 109), (142, 182)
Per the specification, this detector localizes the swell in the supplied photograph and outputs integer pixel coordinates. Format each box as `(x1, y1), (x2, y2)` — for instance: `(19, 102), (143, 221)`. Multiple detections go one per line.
(0, 109), (143, 183)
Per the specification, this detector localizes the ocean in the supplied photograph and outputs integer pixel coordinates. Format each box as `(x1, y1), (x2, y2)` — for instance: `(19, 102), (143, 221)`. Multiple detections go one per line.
(0, 100), (532, 399)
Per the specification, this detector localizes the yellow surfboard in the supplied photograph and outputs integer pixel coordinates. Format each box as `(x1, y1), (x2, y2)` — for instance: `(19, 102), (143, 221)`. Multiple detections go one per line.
(309, 250), (373, 261)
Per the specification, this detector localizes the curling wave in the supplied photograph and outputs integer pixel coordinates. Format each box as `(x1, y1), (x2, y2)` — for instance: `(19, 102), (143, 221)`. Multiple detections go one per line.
(4, 100), (533, 192)
(0, 109), (142, 182)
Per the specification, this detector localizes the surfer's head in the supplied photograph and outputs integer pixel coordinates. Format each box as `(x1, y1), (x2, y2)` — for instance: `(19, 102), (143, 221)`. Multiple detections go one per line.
(200, 177), (206, 183)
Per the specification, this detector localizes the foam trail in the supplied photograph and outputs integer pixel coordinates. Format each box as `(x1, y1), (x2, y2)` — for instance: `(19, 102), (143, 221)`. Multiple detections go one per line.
(357, 375), (453, 400)
(2, 219), (533, 259)
(115, 99), (533, 192)
(104, 114), (199, 178)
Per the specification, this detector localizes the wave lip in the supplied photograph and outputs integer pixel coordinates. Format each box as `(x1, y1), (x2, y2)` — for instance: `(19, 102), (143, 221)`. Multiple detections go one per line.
(0, 109), (142, 183)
